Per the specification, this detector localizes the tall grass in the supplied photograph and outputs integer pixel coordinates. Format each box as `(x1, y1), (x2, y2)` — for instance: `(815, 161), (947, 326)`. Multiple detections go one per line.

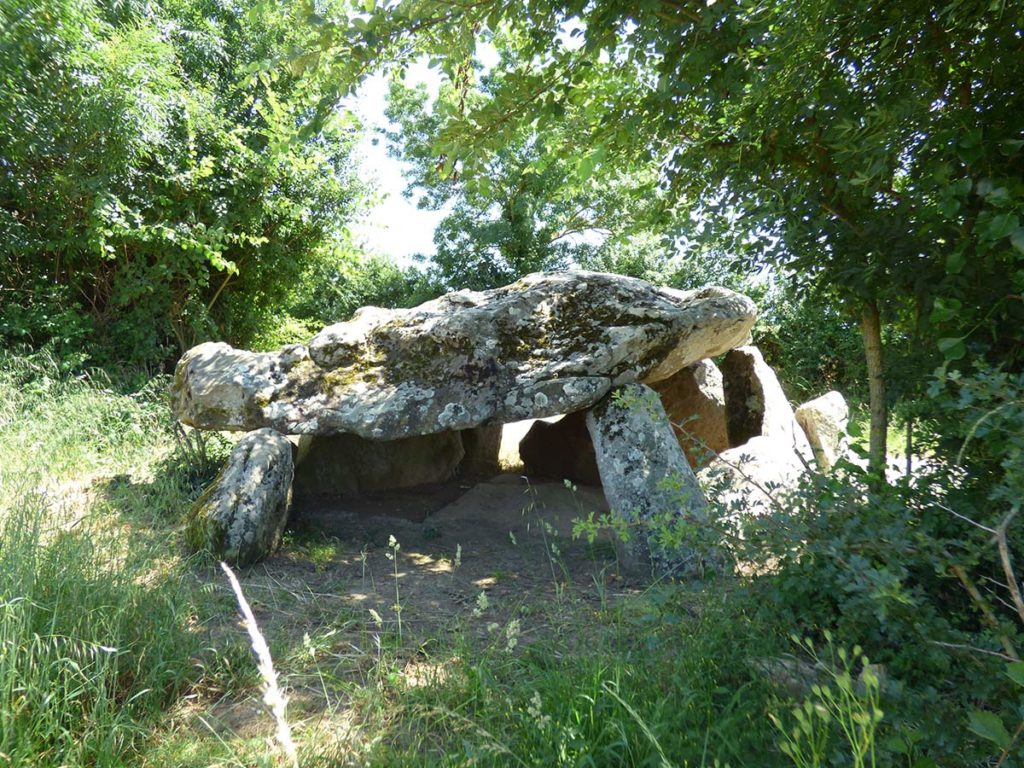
(0, 351), (172, 479)
(0, 352), (200, 767)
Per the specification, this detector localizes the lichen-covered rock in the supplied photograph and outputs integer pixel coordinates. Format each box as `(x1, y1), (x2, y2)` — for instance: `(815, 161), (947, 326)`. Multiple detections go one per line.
(651, 359), (729, 468)
(519, 410), (601, 486)
(186, 428), (293, 566)
(172, 271), (757, 439)
(721, 346), (812, 459)
(586, 384), (721, 578)
(795, 391), (849, 471)
(293, 431), (465, 496)
(459, 425), (503, 477)
(699, 436), (807, 518)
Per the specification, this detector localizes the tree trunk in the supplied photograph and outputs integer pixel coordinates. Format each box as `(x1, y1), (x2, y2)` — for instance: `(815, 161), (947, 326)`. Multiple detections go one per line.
(860, 299), (887, 478)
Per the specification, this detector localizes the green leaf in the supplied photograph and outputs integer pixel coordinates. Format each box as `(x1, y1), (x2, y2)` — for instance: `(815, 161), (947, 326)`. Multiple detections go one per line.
(1006, 661), (1024, 687)
(1000, 139), (1024, 157)
(967, 710), (1011, 749)
(985, 213), (1019, 241)
(946, 249), (966, 275)
(1011, 227), (1024, 254)
(576, 155), (596, 181)
(938, 197), (959, 217)
(937, 337), (965, 361)
(950, 177), (972, 197)
(929, 297), (961, 324)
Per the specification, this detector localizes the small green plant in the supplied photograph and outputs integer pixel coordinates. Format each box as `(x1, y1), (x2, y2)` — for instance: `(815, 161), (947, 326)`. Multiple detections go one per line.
(769, 635), (884, 768)
(965, 653), (1024, 760)
(385, 535), (404, 643)
(522, 480), (573, 600)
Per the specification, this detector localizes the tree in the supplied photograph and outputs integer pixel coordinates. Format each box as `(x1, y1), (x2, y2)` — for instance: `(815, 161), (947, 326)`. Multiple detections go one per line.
(384, 64), (664, 290)
(298, 0), (1024, 474)
(0, 0), (367, 366)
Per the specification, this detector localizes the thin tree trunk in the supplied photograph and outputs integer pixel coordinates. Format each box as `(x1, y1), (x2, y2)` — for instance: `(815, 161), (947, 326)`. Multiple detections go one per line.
(861, 299), (887, 478)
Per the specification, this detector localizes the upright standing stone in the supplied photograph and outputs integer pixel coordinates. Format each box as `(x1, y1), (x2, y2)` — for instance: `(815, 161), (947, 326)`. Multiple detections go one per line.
(721, 346), (812, 459)
(795, 391), (849, 471)
(459, 425), (504, 477)
(651, 359), (730, 468)
(586, 384), (721, 578)
(698, 436), (806, 518)
(185, 428), (294, 566)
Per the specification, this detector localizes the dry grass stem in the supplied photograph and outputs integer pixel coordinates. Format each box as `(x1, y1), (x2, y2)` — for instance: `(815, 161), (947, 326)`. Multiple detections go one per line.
(220, 561), (300, 768)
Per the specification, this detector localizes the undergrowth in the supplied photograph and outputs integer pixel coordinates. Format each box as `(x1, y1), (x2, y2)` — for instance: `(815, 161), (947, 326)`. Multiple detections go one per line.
(0, 351), (204, 766)
(2, 349), (1009, 766)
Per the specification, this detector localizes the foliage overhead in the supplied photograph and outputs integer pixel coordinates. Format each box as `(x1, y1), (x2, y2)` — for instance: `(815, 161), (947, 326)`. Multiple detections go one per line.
(297, 0), (1023, 362)
(384, 73), (665, 291)
(0, 0), (366, 367)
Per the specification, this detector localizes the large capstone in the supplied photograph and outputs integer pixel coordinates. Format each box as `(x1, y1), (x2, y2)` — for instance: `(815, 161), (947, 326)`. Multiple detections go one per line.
(172, 271), (757, 439)
(586, 384), (722, 578)
(185, 428), (294, 566)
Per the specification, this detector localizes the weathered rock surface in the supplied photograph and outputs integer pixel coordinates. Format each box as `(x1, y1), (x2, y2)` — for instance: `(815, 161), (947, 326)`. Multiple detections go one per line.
(519, 410), (601, 486)
(721, 347), (812, 458)
(172, 271), (757, 439)
(699, 436), (807, 518)
(185, 428), (293, 566)
(651, 359), (729, 468)
(293, 431), (465, 496)
(586, 384), (721, 577)
(459, 426), (503, 477)
(795, 391), (849, 471)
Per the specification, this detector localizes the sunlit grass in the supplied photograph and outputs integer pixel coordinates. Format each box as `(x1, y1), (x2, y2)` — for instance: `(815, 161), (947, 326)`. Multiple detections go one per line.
(0, 351), (803, 767)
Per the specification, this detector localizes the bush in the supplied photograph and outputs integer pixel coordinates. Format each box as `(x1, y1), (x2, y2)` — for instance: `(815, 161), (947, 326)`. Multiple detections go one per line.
(726, 364), (1024, 762)
(0, 0), (365, 368)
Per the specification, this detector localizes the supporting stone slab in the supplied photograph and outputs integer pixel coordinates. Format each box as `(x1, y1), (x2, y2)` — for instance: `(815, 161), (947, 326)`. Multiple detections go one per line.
(651, 358), (729, 468)
(293, 431), (465, 496)
(586, 384), (721, 578)
(795, 391), (849, 471)
(721, 346), (813, 459)
(186, 428), (294, 566)
(459, 425), (504, 477)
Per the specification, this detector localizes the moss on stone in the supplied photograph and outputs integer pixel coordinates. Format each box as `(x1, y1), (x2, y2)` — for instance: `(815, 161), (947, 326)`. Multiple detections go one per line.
(184, 468), (228, 555)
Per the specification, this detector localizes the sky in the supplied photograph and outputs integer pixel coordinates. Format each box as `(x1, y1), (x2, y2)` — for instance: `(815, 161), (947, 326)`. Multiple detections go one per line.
(345, 66), (446, 266)
(344, 45), (502, 266)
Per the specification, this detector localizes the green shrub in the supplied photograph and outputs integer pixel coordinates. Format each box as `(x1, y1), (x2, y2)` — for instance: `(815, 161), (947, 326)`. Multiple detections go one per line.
(0, 0), (365, 368)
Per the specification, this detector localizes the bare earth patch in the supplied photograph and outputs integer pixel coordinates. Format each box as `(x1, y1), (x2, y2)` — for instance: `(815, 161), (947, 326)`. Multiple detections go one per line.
(164, 474), (642, 761)
(267, 474), (628, 640)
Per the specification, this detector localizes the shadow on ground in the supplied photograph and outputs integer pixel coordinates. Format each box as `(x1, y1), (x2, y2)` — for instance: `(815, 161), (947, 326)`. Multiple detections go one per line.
(258, 474), (629, 640)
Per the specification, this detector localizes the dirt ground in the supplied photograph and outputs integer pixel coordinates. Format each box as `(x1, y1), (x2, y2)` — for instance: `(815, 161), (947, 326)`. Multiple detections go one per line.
(261, 474), (627, 639)
(184, 472), (636, 742)
(226, 420), (629, 647)
(182, 425), (642, 744)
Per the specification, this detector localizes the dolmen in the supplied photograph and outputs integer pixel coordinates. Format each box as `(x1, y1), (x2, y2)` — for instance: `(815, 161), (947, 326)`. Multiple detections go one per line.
(172, 270), (845, 576)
